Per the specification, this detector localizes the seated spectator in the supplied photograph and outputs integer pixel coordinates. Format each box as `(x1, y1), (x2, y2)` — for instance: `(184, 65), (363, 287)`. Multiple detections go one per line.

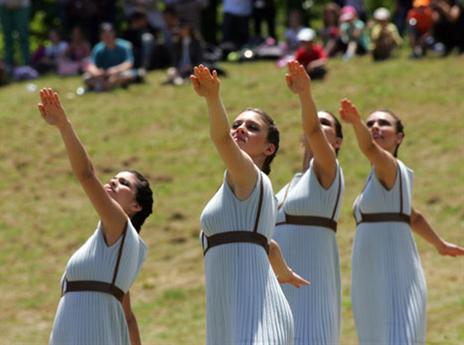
(320, 3), (342, 57)
(407, 0), (434, 57)
(370, 7), (403, 60)
(339, 5), (369, 59)
(294, 28), (328, 80)
(58, 27), (91, 76)
(164, 20), (204, 85)
(32, 29), (69, 74)
(430, 0), (464, 55)
(83, 23), (136, 91)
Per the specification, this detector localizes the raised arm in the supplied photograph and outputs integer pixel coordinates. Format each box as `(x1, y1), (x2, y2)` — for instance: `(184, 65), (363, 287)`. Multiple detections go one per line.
(411, 207), (464, 256)
(286, 60), (337, 187)
(191, 65), (257, 199)
(37, 88), (127, 245)
(269, 240), (311, 288)
(339, 98), (397, 189)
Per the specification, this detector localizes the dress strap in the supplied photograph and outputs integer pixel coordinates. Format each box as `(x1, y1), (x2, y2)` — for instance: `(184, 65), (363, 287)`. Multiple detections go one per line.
(111, 225), (128, 287)
(62, 225), (128, 303)
(252, 174), (264, 233)
(330, 168), (342, 221)
(398, 164), (404, 214)
(277, 176), (293, 211)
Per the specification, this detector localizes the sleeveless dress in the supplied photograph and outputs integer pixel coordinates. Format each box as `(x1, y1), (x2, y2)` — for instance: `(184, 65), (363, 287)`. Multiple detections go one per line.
(49, 220), (147, 345)
(351, 160), (427, 344)
(273, 160), (344, 344)
(200, 171), (294, 345)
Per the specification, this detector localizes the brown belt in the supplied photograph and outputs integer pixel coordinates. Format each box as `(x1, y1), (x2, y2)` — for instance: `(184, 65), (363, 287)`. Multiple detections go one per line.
(63, 280), (125, 302)
(202, 231), (269, 256)
(357, 212), (411, 225)
(276, 214), (338, 232)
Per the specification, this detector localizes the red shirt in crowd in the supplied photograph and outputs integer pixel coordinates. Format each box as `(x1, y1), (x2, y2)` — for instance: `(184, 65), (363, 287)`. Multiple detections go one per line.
(294, 44), (327, 67)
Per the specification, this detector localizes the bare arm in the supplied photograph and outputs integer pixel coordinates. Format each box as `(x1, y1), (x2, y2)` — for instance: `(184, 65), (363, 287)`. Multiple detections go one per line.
(191, 65), (257, 199)
(411, 207), (464, 256)
(107, 61), (133, 75)
(269, 240), (311, 288)
(286, 60), (337, 188)
(86, 62), (104, 76)
(37, 88), (127, 245)
(307, 58), (327, 71)
(123, 292), (142, 345)
(339, 98), (397, 189)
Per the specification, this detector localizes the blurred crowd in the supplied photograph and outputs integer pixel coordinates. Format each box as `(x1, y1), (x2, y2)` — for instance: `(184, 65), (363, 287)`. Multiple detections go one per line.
(0, 0), (463, 90)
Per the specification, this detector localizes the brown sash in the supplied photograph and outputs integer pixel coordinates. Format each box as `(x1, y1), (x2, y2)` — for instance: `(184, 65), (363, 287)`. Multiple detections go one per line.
(62, 226), (128, 303)
(202, 175), (269, 255)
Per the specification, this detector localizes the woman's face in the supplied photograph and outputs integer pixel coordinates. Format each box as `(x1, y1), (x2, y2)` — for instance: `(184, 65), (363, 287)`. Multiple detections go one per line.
(318, 111), (342, 151)
(231, 111), (275, 162)
(104, 171), (141, 217)
(366, 111), (403, 154)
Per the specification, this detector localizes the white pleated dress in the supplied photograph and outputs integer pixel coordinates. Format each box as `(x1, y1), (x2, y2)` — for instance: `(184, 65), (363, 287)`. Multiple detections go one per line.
(351, 160), (427, 344)
(273, 160), (344, 344)
(200, 171), (294, 345)
(49, 220), (147, 345)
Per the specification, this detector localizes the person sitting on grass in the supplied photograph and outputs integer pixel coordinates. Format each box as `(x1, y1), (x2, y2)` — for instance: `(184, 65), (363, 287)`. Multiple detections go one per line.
(294, 28), (328, 80)
(339, 5), (369, 60)
(407, 0), (434, 58)
(83, 23), (136, 92)
(164, 20), (204, 85)
(370, 7), (403, 61)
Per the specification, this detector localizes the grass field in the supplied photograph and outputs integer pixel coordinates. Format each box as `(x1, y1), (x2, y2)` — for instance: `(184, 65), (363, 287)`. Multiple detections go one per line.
(0, 53), (463, 344)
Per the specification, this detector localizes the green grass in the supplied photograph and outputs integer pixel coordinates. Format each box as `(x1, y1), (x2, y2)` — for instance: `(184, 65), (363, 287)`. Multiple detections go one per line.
(0, 53), (463, 344)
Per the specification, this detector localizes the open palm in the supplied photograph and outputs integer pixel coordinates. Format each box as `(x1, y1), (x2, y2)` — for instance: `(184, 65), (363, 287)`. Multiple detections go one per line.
(339, 98), (361, 123)
(190, 64), (220, 99)
(38, 88), (67, 128)
(286, 60), (311, 94)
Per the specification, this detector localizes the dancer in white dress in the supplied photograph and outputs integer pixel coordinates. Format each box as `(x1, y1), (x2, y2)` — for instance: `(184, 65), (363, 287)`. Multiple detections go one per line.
(339, 98), (464, 344)
(191, 65), (309, 345)
(273, 61), (345, 344)
(38, 88), (153, 345)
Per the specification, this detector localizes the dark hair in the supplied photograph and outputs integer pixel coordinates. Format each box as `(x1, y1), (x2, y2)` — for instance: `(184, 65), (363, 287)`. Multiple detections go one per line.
(128, 170), (154, 233)
(320, 110), (343, 155)
(371, 109), (405, 157)
(244, 108), (280, 175)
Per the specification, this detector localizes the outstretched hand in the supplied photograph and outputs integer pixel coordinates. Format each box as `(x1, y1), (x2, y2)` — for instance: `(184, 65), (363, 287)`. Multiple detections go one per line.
(285, 60), (311, 95)
(339, 98), (361, 124)
(190, 64), (220, 99)
(277, 268), (311, 288)
(437, 241), (464, 257)
(38, 88), (68, 128)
